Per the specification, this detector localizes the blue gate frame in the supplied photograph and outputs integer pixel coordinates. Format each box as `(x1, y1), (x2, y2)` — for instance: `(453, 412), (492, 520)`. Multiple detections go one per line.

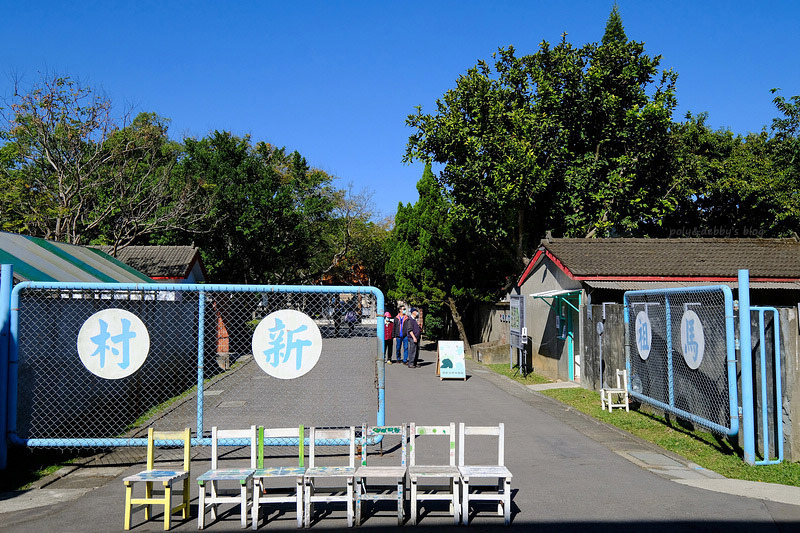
(2, 279), (385, 452)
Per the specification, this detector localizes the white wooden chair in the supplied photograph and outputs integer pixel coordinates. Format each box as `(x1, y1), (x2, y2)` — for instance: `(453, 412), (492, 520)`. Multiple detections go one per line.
(197, 426), (257, 529)
(251, 425), (306, 529)
(303, 426), (356, 528)
(123, 427), (191, 531)
(601, 369), (630, 412)
(458, 422), (513, 525)
(407, 422), (460, 525)
(354, 423), (407, 526)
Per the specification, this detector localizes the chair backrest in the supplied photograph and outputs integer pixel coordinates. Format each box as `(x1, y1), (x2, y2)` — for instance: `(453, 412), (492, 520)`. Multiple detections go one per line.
(458, 423), (504, 467)
(616, 369), (628, 391)
(258, 425), (305, 468)
(147, 427), (191, 472)
(360, 424), (406, 467)
(409, 423), (456, 467)
(210, 425), (257, 470)
(308, 426), (355, 468)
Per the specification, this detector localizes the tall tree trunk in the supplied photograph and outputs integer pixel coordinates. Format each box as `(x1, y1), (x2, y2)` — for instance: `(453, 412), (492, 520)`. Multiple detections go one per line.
(447, 296), (472, 357)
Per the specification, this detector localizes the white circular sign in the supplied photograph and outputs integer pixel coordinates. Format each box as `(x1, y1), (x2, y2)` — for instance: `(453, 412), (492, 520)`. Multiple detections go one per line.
(635, 311), (652, 360)
(252, 310), (322, 379)
(77, 309), (150, 379)
(680, 310), (705, 370)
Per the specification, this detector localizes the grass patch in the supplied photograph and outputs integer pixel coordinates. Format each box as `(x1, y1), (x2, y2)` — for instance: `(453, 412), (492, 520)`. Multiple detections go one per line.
(482, 365), (800, 487)
(486, 364), (552, 385)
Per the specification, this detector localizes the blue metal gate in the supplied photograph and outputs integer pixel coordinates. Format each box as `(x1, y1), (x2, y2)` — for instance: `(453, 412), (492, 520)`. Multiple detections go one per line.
(3, 280), (385, 452)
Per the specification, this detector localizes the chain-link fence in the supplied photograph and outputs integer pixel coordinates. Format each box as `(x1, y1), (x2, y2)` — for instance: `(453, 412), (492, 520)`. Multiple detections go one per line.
(9, 283), (384, 449)
(624, 286), (738, 436)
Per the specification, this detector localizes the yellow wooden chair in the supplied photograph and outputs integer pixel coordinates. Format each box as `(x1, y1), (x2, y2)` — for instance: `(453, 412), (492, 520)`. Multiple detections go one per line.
(123, 427), (191, 530)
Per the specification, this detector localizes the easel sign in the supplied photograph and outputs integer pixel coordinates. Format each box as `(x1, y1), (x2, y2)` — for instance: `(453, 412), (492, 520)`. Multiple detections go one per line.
(437, 341), (466, 380)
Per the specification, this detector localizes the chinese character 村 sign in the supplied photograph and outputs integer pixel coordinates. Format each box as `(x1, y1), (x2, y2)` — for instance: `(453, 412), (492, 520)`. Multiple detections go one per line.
(77, 308), (151, 380)
(252, 309), (322, 379)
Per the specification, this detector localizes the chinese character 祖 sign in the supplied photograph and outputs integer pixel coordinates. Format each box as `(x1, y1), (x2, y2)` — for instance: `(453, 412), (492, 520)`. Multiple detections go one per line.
(252, 309), (322, 379)
(635, 311), (652, 360)
(680, 310), (705, 370)
(77, 308), (150, 379)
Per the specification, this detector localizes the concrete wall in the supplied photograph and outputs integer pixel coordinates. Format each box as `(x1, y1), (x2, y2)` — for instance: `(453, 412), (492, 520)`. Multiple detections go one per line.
(471, 301), (510, 345)
(518, 260), (583, 381)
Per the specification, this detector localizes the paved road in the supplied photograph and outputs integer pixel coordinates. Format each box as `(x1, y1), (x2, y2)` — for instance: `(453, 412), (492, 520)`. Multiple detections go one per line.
(1, 344), (799, 532)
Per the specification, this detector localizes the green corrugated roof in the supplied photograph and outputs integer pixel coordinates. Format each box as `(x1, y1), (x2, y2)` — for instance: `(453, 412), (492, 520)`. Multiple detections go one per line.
(0, 232), (154, 283)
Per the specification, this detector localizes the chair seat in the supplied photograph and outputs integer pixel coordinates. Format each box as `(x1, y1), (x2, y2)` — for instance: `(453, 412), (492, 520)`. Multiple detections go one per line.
(408, 465), (460, 478)
(603, 387), (626, 394)
(198, 468), (255, 483)
(254, 466), (305, 478)
(459, 465), (512, 478)
(355, 465), (406, 478)
(305, 466), (355, 478)
(124, 470), (188, 483)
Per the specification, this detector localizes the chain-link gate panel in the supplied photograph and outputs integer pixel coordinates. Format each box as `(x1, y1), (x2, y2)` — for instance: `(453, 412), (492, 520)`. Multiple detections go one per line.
(624, 286), (738, 436)
(9, 283), (384, 448)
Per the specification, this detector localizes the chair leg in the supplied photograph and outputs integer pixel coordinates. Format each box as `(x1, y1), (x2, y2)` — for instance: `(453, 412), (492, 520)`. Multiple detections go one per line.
(198, 481), (206, 529)
(460, 476), (469, 525)
(251, 480), (259, 531)
(504, 478), (511, 525)
(145, 481), (153, 520)
(183, 478), (190, 519)
(240, 482), (248, 528)
(396, 477), (404, 526)
(303, 479), (312, 528)
(124, 482), (133, 530)
(355, 478), (362, 527)
(347, 477), (354, 528)
(453, 477), (461, 525)
(296, 476), (304, 529)
(409, 477), (417, 526)
(164, 482), (172, 531)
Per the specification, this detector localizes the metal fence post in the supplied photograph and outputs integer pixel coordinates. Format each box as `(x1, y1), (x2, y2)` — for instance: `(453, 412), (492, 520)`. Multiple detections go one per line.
(0, 264), (12, 469)
(197, 291), (206, 444)
(738, 269), (756, 465)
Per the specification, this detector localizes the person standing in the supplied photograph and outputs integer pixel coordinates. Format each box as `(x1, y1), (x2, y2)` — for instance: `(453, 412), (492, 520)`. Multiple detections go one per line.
(393, 306), (408, 364)
(406, 307), (421, 368)
(383, 311), (394, 363)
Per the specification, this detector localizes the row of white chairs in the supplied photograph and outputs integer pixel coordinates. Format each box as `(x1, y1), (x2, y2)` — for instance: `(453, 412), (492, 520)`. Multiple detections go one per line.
(122, 422), (512, 530)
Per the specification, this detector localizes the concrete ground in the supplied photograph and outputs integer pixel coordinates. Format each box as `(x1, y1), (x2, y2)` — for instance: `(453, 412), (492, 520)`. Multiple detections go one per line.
(1, 343), (799, 532)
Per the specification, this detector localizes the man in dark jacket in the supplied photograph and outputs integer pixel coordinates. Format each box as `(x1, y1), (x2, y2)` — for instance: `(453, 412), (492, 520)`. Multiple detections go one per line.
(393, 306), (408, 364)
(405, 307), (421, 368)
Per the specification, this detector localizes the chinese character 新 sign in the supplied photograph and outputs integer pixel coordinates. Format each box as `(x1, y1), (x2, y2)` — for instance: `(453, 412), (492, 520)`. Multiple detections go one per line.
(77, 308), (150, 379)
(680, 310), (705, 370)
(252, 310), (322, 379)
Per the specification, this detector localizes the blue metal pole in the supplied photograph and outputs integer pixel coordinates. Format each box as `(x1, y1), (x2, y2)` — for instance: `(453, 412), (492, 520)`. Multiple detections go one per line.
(197, 291), (206, 440)
(739, 269), (755, 465)
(0, 264), (12, 470)
(665, 295), (674, 408)
(752, 307), (783, 465)
(723, 286), (740, 436)
(375, 289), (385, 427)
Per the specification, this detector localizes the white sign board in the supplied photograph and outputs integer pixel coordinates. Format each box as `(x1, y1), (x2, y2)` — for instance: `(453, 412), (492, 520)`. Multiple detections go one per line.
(252, 309), (322, 379)
(77, 308), (150, 379)
(437, 340), (466, 380)
(680, 310), (705, 369)
(635, 311), (652, 360)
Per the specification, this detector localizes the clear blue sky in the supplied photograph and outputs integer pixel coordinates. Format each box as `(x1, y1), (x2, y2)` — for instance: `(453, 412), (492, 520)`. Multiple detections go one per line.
(2, 1), (799, 221)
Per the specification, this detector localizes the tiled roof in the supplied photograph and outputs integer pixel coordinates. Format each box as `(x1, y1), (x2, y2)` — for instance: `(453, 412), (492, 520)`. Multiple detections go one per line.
(0, 232), (153, 283)
(98, 246), (200, 279)
(540, 238), (800, 279)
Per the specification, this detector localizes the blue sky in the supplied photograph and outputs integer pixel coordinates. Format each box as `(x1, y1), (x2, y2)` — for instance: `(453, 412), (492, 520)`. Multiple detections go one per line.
(2, 1), (799, 220)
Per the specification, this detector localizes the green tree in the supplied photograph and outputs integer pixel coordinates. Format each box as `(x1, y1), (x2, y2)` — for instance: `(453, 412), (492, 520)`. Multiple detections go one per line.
(0, 75), (202, 246)
(405, 6), (682, 266)
(169, 131), (336, 284)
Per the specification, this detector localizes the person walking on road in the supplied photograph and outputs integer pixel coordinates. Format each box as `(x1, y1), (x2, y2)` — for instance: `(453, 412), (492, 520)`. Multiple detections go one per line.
(383, 311), (394, 363)
(394, 306), (408, 364)
(406, 307), (421, 368)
